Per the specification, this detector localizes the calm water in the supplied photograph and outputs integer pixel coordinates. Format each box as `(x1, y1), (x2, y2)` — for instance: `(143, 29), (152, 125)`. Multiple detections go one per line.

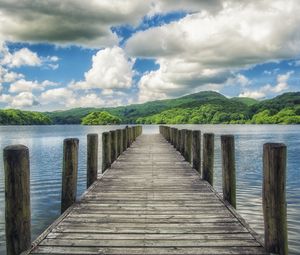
(0, 125), (299, 254)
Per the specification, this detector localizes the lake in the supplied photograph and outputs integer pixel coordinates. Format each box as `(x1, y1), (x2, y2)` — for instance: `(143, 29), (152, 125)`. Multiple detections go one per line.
(0, 124), (299, 254)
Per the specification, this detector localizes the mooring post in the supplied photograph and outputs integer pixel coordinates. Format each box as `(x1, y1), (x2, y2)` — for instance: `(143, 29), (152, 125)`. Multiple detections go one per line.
(263, 143), (288, 255)
(221, 135), (236, 208)
(174, 128), (178, 148)
(184, 130), (192, 163)
(126, 127), (130, 148)
(192, 130), (201, 173)
(180, 129), (186, 155)
(122, 128), (127, 152)
(110, 130), (117, 162)
(4, 145), (31, 255)
(117, 129), (122, 157)
(61, 138), (79, 214)
(177, 129), (181, 151)
(87, 134), (98, 188)
(102, 132), (111, 172)
(203, 133), (214, 185)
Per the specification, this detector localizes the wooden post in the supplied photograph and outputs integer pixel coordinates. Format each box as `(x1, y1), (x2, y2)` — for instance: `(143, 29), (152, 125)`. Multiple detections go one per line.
(117, 129), (122, 157)
(110, 130), (117, 162)
(122, 128), (127, 152)
(180, 129), (186, 155)
(131, 127), (135, 142)
(174, 128), (178, 148)
(102, 132), (111, 172)
(126, 127), (130, 148)
(87, 134), (98, 188)
(221, 135), (236, 208)
(203, 133), (214, 185)
(177, 129), (181, 151)
(184, 130), (192, 163)
(192, 130), (201, 173)
(263, 143), (288, 255)
(61, 138), (79, 214)
(4, 145), (31, 255)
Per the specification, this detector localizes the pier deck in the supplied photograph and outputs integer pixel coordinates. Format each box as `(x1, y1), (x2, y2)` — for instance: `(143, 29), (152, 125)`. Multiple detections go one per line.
(28, 134), (267, 255)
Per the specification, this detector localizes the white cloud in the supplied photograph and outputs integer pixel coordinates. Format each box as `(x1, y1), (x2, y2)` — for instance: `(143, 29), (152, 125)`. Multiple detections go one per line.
(71, 46), (134, 90)
(66, 93), (104, 108)
(2, 48), (41, 67)
(239, 71), (293, 99)
(126, 0), (300, 100)
(10, 92), (39, 108)
(0, 65), (23, 83)
(9, 79), (58, 93)
(40, 88), (74, 104)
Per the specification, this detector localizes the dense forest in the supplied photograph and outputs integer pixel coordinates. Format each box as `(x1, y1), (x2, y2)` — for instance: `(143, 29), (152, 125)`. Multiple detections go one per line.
(0, 91), (300, 125)
(82, 111), (121, 125)
(0, 109), (51, 125)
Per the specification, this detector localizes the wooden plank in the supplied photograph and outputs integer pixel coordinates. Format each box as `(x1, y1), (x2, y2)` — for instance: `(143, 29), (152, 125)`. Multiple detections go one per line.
(27, 134), (267, 255)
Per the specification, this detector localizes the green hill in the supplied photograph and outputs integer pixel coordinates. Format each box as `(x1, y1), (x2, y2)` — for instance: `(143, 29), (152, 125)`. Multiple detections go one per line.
(46, 91), (250, 124)
(0, 109), (51, 125)
(1, 91), (300, 125)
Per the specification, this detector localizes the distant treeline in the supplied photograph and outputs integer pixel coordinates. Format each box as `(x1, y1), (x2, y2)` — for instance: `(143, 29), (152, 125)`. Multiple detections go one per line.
(1, 91), (300, 125)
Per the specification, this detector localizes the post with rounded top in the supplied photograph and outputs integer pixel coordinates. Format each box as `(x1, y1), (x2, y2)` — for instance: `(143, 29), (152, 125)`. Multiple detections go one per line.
(4, 145), (31, 255)
(102, 132), (111, 172)
(122, 128), (127, 152)
(87, 134), (98, 188)
(110, 130), (117, 162)
(263, 143), (288, 255)
(192, 130), (201, 173)
(61, 138), (79, 214)
(203, 133), (214, 185)
(221, 135), (236, 208)
(184, 130), (192, 163)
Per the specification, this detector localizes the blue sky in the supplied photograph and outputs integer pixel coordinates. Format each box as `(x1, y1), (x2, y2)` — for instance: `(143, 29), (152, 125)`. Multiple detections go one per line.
(0, 0), (299, 111)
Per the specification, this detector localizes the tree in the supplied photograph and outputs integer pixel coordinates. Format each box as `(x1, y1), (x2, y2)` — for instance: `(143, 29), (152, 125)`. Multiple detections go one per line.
(81, 111), (121, 125)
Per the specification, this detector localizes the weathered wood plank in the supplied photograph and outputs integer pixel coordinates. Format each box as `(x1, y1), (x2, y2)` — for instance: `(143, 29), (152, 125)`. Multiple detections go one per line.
(28, 134), (267, 255)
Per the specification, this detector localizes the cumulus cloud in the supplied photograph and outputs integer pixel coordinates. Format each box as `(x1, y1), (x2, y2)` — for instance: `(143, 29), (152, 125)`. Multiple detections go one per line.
(9, 92), (39, 108)
(9, 79), (58, 93)
(239, 71), (293, 99)
(0, 0), (152, 47)
(0, 65), (23, 83)
(2, 48), (41, 67)
(71, 46), (134, 90)
(126, 0), (300, 100)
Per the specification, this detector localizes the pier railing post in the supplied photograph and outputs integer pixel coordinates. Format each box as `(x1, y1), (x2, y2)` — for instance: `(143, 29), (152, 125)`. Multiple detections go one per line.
(87, 134), (98, 188)
(263, 143), (288, 255)
(192, 130), (201, 173)
(184, 130), (192, 163)
(126, 127), (130, 148)
(4, 145), (31, 255)
(110, 130), (117, 162)
(176, 129), (181, 151)
(180, 129), (186, 155)
(122, 128), (127, 152)
(102, 132), (111, 172)
(221, 135), (236, 208)
(61, 138), (79, 214)
(203, 133), (214, 185)
(117, 129), (122, 157)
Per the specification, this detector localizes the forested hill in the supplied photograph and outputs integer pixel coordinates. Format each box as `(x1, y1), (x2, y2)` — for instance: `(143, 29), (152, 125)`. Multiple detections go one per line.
(0, 91), (300, 125)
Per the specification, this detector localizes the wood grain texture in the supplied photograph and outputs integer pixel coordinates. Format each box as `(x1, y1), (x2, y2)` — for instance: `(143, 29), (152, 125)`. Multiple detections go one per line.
(28, 134), (267, 255)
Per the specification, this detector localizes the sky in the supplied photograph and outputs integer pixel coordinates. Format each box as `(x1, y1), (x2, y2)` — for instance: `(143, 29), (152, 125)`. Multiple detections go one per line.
(0, 0), (299, 111)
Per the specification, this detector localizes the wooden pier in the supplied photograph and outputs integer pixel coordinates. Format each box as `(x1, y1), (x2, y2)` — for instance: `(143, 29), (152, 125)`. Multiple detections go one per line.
(4, 126), (288, 254)
(27, 134), (267, 255)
